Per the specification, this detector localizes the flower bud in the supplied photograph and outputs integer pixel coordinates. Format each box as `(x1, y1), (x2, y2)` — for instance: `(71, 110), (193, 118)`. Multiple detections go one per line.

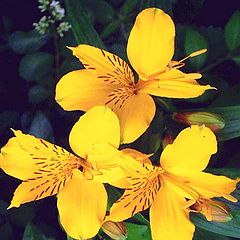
(172, 112), (225, 132)
(162, 131), (174, 149)
(102, 221), (127, 240)
(191, 199), (232, 223)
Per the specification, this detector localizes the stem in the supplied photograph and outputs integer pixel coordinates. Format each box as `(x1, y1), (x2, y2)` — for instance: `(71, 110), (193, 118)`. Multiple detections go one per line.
(200, 54), (231, 73)
(53, 30), (60, 81)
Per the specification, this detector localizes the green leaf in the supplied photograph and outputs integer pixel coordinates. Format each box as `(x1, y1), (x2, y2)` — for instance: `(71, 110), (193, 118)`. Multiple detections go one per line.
(9, 204), (35, 227)
(19, 52), (54, 81)
(0, 223), (13, 239)
(224, 11), (240, 51)
(210, 168), (240, 179)
(8, 30), (48, 54)
(121, 0), (139, 15)
(126, 223), (151, 240)
(28, 85), (51, 104)
(209, 106), (240, 141)
(191, 191), (240, 238)
(140, 0), (173, 15)
(64, 0), (104, 48)
(29, 111), (54, 142)
(184, 27), (208, 70)
(81, 0), (115, 24)
(100, 20), (121, 39)
(23, 224), (49, 240)
(233, 55), (240, 65)
(194, 227), (231, 240)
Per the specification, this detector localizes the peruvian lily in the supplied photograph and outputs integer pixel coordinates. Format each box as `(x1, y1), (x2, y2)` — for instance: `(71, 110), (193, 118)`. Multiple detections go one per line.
(106, 125), (239, 240)
(0, 106), (134, 239)
(55, 8), (215, 144)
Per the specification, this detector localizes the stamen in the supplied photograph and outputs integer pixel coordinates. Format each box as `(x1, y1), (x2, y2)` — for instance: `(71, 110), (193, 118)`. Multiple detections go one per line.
(178, 49), (207, 64)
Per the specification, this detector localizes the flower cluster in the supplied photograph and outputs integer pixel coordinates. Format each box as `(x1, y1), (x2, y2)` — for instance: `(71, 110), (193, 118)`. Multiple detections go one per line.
(33, 0), (71, 37)
(1, 8), (239, 240)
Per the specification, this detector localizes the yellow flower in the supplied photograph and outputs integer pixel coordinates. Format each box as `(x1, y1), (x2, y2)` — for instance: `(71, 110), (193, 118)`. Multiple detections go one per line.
(55, 8), (215, 144)
(106, 125), (239, 240)
(0, 106), (130, 239)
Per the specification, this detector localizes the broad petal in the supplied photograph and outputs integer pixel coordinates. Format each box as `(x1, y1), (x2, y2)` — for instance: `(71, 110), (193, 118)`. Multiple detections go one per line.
(1, 130), (81, 207)
(56, 69), (116, 111)
(160, 125), (217, 174)
(127, 8), (175, 79)
(69, 106), (120, 158)
(108, 92), (155, 143)
(57, 177), (107, 239)
(150, 184), (195, 240)
(139, 69), (214, 98)
(69, 45), (134, 85)
(182, 172), (239, 201)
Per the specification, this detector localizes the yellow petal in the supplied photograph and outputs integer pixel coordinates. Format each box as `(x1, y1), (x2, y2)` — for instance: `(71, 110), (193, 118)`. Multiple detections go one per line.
(107, 171), (160, 222)
(150, 183), (195, 240)
(121, 148), (152, 165)
(127, 8), (175, 79)
(69, 45), (134, 85)
(69, 106), (120, 158)
(57, 177), (107, 239)
(56, 69), (116, 111)
(108, 92), (155, 143)
(139, 69), (215, 98)
(160, 125), (217, 174)
(1, 130), (80, 182)
(1, 137), (40, 180)
(181, 172), (239, 201)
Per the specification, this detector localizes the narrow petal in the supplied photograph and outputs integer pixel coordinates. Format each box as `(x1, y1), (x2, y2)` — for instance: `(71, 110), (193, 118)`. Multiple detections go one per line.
(182, 172), (239, 201)
(150, 183), (195, 240)
(69, 45), (134, 85)
(160, 125), (217, 174)
(107, 168), (160, 222)
(1, 130), (82, 207)
(57, 177), (107, 239)
(56, 69), (116, 111)
(69, 106), (120, 158)
(139, 69), (215, 98)
(107, 92), (155, 143)
(127, 8), (175, 79)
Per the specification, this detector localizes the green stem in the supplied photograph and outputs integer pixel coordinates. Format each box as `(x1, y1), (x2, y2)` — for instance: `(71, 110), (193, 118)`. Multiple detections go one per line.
(53, 30), (60, 81)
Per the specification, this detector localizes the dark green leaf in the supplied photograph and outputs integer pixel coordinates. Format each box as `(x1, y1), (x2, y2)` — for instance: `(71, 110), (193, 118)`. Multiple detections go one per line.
(9, 204), (35, 227)
(140, 0), (173, 15)
(19, 52), (54, 81)
(8, 30), (48, 54)
(121, 0), (139, 15)
(23, 224), (49, 240)
(184, 27), (208, 70)
(233, 55), (240, 65)
(64, 0), (104, 48)
(126, 223), (151, 240)
(0, 110), (19, 132)
(28, 85), (51, 104)
(100, 20), (121, 39)
(0, 223), (13, 239)
(81, 0), (115, 24)
(210, 168), (240, 179)
(29, 111), (54, 142)
(224, 11), (240, 51)
(194, 227), (231, 240)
